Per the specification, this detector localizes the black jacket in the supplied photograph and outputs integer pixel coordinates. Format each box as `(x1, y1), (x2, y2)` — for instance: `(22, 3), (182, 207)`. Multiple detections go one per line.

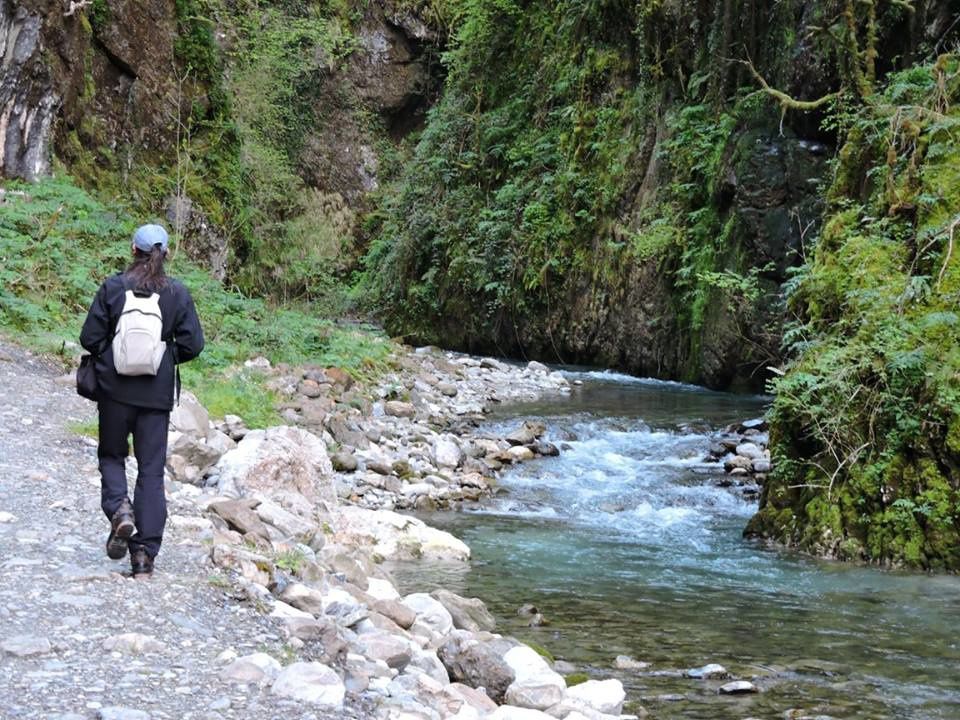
(80, 272), (204, 411)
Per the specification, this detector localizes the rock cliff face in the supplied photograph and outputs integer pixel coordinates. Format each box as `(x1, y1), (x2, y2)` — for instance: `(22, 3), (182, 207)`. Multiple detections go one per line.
(299, 2), (442, 206)
(3, 0), (185, 179)
(506, 130), (831, 389)
(1, 1), (58, 180)
(363, 0), (952, 391)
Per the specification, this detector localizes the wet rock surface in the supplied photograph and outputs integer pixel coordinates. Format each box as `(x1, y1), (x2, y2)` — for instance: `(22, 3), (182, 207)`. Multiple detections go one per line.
(703, 417), (772, 498)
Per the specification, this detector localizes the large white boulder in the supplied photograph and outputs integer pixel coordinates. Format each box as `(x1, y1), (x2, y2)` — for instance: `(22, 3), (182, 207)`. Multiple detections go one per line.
(564, 679), (626, 715)
(403, 593), (455, 638)
(169, 391), (210, 437)
(503, 645), (566, 710)
(214, 426), (336, 506)
(271, 662), (345, 707)
(332, 506), (470, 561)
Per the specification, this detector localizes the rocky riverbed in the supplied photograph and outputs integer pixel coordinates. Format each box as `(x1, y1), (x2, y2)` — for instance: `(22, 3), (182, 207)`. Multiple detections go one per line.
(167, 348), (576, 513)
(0, 339), (637, 720)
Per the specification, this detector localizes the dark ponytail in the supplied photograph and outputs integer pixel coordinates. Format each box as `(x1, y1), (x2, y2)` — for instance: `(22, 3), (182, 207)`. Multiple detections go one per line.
(125, 244), (168, 292)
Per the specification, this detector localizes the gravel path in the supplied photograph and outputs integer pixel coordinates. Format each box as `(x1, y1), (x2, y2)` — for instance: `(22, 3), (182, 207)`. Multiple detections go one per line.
(0, 340), (366, 720)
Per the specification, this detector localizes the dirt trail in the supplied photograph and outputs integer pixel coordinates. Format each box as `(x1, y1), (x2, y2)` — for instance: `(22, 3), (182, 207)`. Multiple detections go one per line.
(0, 340), (354, 719)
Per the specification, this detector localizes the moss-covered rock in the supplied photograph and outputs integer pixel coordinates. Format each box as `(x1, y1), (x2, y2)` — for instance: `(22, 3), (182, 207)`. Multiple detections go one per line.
(748, 59), (960, 570)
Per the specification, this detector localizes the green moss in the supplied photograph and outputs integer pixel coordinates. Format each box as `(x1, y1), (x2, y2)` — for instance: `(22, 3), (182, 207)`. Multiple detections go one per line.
(88, 0), (109, 33)
(67, 419), (99, 438)
(565, 673), (589, 687)
(524, 642), (555, 664)
(759, 60), (960, 570)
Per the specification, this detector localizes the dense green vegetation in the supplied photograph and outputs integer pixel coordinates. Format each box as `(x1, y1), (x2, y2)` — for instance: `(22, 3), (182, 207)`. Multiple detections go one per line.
(0, 178), (392, 426)
(748, 58), (960, 570)
(360, 0), (826, 384)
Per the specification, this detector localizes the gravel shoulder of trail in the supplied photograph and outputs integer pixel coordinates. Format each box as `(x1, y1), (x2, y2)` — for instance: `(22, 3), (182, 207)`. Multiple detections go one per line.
(0, 340), (369, 720)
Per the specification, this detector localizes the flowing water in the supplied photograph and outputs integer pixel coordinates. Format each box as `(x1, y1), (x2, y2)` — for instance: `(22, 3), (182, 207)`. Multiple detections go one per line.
(388, 371), (960, 719)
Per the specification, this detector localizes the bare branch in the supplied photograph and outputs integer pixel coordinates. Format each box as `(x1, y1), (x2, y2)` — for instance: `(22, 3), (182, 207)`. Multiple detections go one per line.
(731, 57), (839, 114)
(63, 0), (92, 17)
(936, 215), (960, 289)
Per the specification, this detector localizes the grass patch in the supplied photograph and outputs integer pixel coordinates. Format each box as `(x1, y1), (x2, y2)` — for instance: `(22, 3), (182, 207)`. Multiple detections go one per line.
(0, 176), (397, 423)
(67, 418), (99, 438)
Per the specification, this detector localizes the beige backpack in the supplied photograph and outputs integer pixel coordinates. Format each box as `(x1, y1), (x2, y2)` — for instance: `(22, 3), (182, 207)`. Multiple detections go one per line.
(112, 290), (165, 375)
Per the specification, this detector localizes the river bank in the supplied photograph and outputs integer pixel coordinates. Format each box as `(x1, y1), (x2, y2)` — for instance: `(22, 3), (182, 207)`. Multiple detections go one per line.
(10, 337), (950, 720)
(159, 344), (787, 719)
(1, 337), (638, 719)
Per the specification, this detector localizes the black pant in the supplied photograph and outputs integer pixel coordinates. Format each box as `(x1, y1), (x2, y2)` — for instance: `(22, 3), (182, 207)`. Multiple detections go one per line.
(98, 398), (169, 558)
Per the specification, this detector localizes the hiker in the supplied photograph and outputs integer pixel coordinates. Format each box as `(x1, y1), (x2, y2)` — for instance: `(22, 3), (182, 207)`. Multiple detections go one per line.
(80, 224), (204, 578)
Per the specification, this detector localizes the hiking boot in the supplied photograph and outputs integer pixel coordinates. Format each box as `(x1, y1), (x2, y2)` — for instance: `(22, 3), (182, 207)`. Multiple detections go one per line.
(105, 499), (135, 560)
(130, 548), (154, 579)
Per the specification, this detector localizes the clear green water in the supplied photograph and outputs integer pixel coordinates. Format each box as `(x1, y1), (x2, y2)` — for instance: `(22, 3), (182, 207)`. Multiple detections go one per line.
(389, 372), (960, 719)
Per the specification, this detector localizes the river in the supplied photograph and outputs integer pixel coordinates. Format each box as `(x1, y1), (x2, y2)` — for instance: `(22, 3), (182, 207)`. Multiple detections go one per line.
(388, 370), (960, 719)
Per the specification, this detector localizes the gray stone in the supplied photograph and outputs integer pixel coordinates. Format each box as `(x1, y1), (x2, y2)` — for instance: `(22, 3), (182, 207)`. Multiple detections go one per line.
(724, 455), (753, 472)
(437, 382), (458, 397)
(254, 498), (315, 542)
(430, 589), (496, 632)
(403, 592), (454, 637)
(280, 583), (327, 616)
(481, 357), (509, 370)
(735, 442), (764, 460)
(220, 652), (281, 683)
(271, 662), (345, 707)
(355, 631), (412, 669)
(506, 421), (545, 446)
(719, 680), (758, 694)
(284, 617), (348, 665)
(532, 441), (559, 457)
(169, 392), (210, 438)
(438, 631), (518, 703)
(564, 678), (626, 714)
(433, 436), (463, 468)
(102, 633), (167, 654)
(505, 445), (535, 462)
(167, 434), (223, 477)
(327, 415), (370, 449)
(208, 499), (272, 541)
(372, 599), (417, 629)
(752, 459), (772, 473)
(332, 451), (359, 472)
(503, 645), (566, 710)
(686, 663), (728, 679)
(1, 635), (51, 657)
(385, 401), (416, 418)
(613, 654), (650, 670)
(319, 545), (370, 589)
